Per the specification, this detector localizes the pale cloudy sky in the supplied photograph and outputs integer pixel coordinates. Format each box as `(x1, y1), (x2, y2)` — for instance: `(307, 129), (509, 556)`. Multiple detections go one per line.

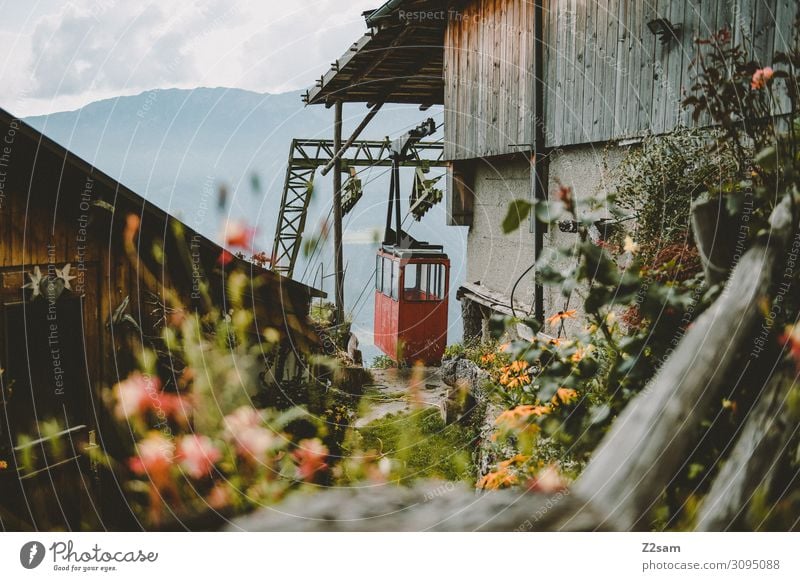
(0, 0), (378, 116)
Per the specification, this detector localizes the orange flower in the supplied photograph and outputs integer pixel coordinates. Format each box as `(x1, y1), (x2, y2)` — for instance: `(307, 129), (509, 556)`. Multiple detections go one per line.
(499, 369), (531, 389)
(223, 220), (256, 250)
(476, 468), (518, 490)
(480, 352), (496, 365)
(556, 184), (574, 215)
(499, 342), (511, 352)
(497, 454), (530, 470)
(498, 360), (531, 388)
(546, 309), (577, 327)
(495, 405), (550, 431)
(218, 249), (235, 266)
(510, 360), (528, 373)
(553, 387), (579, 405)
(751, 66), (774, 90)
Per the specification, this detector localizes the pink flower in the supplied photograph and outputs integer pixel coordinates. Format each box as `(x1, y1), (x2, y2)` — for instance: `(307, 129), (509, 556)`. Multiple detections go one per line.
(525, 464), (568, 493)
(207, 483), (232, 510)
(113, 372), (193, 425)
(223, 220), (256, 250)
(235, 426), (278, 461)
(223, 407), (278, 462)
(293, 438), (329, 482)
(128, 433), (175, 484)
(751, 66), (774, 90)
(158, 393), (193, 426)
(223, 407), (263, 436)
(177, 435), (221, 479)
(114, 373), (161, 420)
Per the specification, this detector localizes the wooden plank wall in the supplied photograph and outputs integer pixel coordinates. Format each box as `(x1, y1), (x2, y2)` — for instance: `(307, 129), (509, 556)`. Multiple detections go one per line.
(544, 0), (796, 146)
(444, 0), (798, 158)
(444, 0), (536, 160)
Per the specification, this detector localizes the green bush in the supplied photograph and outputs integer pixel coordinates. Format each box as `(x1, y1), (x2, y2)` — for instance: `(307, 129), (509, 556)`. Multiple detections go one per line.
(608, 127), (739, 260)
(370, 354), (397, 369)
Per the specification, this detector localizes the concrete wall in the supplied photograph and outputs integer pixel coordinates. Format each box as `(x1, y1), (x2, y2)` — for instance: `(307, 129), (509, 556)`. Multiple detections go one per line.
(466, 155), (536, 301)
(460, 142), (629, 338)
(542, 143), (628, 331)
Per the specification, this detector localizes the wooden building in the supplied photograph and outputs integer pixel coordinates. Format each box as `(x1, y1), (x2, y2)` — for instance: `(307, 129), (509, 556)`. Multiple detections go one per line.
(0, 108), (323, 529)
(304, 0), (797, 337)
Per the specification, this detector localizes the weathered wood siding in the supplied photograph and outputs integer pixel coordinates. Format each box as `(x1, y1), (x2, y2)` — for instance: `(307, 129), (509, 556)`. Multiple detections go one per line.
(445, 0), (798, 159)
(444, 0), (536, 160)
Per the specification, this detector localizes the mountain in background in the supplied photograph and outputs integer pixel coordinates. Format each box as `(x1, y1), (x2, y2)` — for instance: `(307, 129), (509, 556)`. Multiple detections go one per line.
(23, 87), (467, 359)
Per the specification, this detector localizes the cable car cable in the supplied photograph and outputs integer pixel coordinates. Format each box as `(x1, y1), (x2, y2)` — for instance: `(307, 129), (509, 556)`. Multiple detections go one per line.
(298, 165), (393, 284)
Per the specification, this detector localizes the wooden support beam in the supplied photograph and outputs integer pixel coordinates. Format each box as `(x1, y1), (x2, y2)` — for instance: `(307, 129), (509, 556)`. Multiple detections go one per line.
(320, 102), (383, 176)
(332, 101), (345, 327)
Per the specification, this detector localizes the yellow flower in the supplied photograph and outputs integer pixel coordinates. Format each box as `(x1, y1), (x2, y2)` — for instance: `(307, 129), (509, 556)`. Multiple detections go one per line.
(623, 235), (639, 255)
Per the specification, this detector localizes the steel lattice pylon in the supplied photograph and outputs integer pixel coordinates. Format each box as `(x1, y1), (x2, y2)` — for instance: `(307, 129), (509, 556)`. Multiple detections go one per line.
(271, 138), (444, 278)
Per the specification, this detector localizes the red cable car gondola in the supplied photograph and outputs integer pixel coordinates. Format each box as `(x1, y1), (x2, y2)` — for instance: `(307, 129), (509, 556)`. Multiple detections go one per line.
(373, 119), (450, 365)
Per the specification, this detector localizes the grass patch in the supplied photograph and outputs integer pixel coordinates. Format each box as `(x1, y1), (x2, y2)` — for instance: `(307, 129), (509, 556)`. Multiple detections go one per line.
(370, 354), (397, 369)
(355, 407), (477, 483)
(360, 384), (406, 403)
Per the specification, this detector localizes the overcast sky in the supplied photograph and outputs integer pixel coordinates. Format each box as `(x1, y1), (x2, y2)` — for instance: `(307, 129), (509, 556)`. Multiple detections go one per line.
(0, 0), (378, 117)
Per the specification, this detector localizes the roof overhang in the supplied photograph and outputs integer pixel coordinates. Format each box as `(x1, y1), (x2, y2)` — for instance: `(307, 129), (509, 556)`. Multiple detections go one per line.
(303, 0), (449, 107)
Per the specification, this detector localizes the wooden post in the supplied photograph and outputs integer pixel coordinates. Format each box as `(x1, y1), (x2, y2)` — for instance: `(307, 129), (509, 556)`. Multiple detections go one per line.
(531, 0), (546, 323)
(333, 100), (345, 326)
(321, 102), (382, 176)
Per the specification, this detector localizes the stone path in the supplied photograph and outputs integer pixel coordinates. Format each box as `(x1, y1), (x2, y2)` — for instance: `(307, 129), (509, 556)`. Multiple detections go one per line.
(355, 367), (450, 428)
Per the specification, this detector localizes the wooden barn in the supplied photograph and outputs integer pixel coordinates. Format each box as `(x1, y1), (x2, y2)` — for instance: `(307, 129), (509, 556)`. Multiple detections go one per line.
(304, 0), (798, 338)
(0, 107), (324, 530)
